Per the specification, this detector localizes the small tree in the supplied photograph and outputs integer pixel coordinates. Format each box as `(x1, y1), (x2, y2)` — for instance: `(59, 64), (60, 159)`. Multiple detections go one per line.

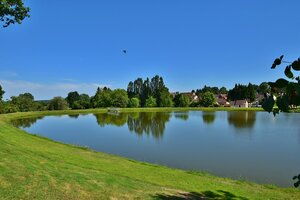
(200, 91), (216, 107)
(48, 97), (69, 110)
(128, 97), (140, 108)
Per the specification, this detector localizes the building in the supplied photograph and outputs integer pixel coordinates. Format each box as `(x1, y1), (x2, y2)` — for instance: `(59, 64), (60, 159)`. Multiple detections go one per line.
(230, 100), (249, 108)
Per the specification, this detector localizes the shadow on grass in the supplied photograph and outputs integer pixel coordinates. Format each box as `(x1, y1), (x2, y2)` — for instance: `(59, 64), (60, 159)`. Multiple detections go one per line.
(152, 190), (249, 200)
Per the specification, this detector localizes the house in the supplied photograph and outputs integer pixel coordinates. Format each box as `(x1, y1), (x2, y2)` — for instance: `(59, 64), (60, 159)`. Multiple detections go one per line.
(216, 94), (230, 107)
(178, 92), (200, 102)
(230, 100), (249, 108)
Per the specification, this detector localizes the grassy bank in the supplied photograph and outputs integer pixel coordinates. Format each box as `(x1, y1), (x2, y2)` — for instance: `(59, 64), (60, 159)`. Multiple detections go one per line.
(0, 109), (299, 199)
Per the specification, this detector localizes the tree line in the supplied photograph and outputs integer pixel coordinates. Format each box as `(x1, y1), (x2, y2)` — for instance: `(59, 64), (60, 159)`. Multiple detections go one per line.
(0, 75), (271, 114)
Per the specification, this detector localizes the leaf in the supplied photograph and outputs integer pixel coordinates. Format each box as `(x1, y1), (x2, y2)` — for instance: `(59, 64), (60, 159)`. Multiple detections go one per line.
(284, 66), (294, 79)
(273, 79), (289, 88)
(274, 58), (281, 65)
(276, 95), (289, 112)
(292, 61), (300, 71)
(262, 95), (275, 113)
(271, 56), (283, 69)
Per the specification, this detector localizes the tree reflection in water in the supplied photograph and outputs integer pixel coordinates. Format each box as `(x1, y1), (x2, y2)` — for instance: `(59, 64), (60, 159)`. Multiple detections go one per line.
(127, 112), (171, 139)
(227, 111), (256, 129)
(202, 112), (216, 125)
(174, 111), (189, 121)
(11, 116), (44, 128)
(93, 113), (128, 127)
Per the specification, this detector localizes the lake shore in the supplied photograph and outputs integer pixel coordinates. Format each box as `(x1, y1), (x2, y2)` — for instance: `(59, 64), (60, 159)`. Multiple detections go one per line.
(0, 108), (300, 199)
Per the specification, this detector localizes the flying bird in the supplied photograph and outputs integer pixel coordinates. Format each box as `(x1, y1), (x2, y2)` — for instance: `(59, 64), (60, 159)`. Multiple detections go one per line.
(123, 50), (127, 54)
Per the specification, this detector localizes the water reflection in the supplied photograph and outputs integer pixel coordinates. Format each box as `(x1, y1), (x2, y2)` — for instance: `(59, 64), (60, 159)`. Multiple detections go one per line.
(127, 112), (171, 139)
(93, 113), (128, 127)
(202, 112), (216, 124)
(11, 116), (44, 128)
(68, 114), (79, 119)
(174, 111), (189, 121)
(227, 111), (256, 128)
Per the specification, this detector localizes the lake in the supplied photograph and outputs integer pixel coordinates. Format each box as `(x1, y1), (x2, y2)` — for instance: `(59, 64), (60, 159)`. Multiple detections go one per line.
(12, 111), (300, 187)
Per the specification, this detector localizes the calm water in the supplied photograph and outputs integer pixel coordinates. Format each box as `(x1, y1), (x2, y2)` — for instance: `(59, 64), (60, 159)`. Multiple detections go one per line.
(13, 111), (300, 187)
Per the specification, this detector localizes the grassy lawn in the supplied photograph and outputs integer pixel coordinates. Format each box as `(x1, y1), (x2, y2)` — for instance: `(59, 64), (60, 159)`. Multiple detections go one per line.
(0, 108), (299, 199)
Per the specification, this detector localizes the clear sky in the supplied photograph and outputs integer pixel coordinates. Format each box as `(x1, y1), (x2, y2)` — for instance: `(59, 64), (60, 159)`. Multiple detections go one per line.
(1, 0), (299, 100)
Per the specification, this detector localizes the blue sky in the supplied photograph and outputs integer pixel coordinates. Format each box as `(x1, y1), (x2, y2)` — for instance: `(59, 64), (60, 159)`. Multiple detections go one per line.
(1, 0), (299, 100)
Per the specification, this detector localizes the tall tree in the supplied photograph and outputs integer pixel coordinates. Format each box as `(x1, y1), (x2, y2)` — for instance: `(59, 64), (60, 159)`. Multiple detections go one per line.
(0, 0), (30, 27)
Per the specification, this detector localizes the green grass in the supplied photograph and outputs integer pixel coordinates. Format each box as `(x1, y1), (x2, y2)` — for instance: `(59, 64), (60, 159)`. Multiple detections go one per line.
(0, 108), (299, 199)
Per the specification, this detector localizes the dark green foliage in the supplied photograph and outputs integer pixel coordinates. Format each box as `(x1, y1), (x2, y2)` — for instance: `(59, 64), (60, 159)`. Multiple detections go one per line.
(258, 82), (271, 94)
(0, 84), (4, 101)
(111, 89), (129, 108)
(47, 97), (69, 110)
(266, 55), (300, 114)
(145, 96), (157, 107)
(127, 75), (172, 107)
(174, 93), (190, 107)
(10, 93), (36, 112)
(66, 91), (80, 109)
(262, 95), (275, 113)
(72, 94), (91, 109)
(0, 0), (30, 27)
(266, 55), (300, 187)
(200, 91), (216, 107)
(128, 98), (140, 108)
(91, 87), (112, 108)
(227, 83), (257, 102)
(196, 85), (219, 96)
(219, 87), (228, 94)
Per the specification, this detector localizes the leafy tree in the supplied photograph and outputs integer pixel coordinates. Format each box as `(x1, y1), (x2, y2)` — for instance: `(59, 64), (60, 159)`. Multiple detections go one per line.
(11, 93), (36, 112)
(196, 85), (219, 96)
(128, 97), (140, 108)
(157, 89), (173, 107)
(73, 94), (90, 109)
(47, 97), (69, 110)
(145, 96), (157, 107)
(227, 83), (257, 102)
(3, 101), (18, 113)
(127, 75), (172, 107)
(264, 55), (300, 187)
(263, 55), (300, 115)
(91, 87), (112, 108)
(258, 82), (271, 94)
(0, 0), (30, 27)
(200, 91), (216, 107)
(219, 86), (228, 94)
(174, 93), (190, 107)
(111, 89), (129, 108)
(66, 91), (80, 109)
